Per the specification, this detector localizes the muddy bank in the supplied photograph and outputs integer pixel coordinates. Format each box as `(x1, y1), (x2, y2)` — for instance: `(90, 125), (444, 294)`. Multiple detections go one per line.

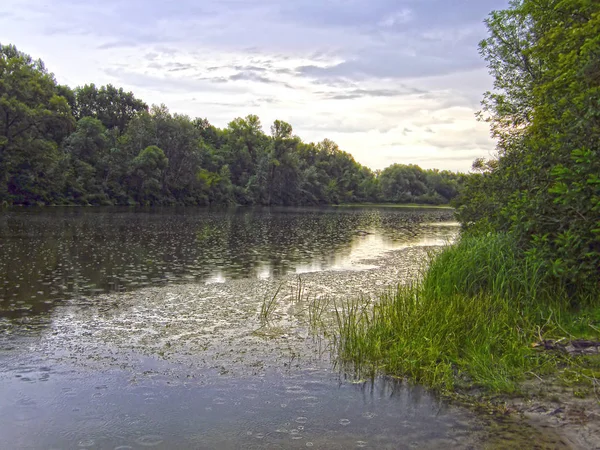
(503, 378), (600, 450)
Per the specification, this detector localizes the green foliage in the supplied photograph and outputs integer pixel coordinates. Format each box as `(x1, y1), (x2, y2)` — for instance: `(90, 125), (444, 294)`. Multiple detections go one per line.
(74, 83), (147, 133)
(333, 0), (600, 396)
(0, 43), (74, 204)
(128, 145), (168, 204)
(456, 0), (600, 295)
(333, 232), (599, 393)
(379, 164), (461, 205)
(0, 43), (464, 207)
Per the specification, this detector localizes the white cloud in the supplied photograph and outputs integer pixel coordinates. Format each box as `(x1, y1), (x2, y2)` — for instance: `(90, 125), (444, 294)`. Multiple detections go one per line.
(0, 0), (509, 171)
(378, 8), (413, 27)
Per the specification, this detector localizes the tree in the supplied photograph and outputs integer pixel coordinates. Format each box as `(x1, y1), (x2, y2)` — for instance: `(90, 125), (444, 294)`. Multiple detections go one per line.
(63, 117), (111, 204)
(0, 43), (74, 204)
(457, 0), (600, 293)
(128, 145), (168, 204)
(0, 43), (465, 208)
(74, 83), (147, 134)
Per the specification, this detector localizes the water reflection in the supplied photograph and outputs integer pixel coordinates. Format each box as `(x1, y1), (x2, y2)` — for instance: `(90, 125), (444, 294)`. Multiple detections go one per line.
(0, 207), (570, 449)
(0, 365), (489, 449)
(0, 206), (456, 320)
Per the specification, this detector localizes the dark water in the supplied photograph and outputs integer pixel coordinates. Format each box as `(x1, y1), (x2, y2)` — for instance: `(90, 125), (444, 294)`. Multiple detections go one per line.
(0, 206), (456, 320)
(0, 207), (567, 449)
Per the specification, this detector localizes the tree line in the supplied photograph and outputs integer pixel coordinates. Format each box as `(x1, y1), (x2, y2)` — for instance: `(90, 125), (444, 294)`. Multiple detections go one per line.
(0, 43), (463, 207)
(455, 0), (600, 294)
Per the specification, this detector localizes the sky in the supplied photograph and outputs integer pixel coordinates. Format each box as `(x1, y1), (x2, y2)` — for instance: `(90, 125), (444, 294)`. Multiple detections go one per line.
(0, 0), (510, 172)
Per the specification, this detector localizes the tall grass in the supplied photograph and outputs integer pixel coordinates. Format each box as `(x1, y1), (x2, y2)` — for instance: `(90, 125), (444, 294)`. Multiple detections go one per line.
(333, 232), (600, 393)
(259, 283), (282, 323)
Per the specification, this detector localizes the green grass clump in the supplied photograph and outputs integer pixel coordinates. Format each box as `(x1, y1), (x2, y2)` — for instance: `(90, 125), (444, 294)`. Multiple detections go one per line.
(259, 283), (282, 323)
(333, 232), (600, 394)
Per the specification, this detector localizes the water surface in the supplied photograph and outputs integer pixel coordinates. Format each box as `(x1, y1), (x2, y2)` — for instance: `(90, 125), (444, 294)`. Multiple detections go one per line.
(0, 207), (567, 449)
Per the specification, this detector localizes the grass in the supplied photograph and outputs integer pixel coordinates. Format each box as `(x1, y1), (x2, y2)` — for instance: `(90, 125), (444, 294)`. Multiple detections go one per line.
(331, 231), (600, 395)
(258, 283), (282, 323)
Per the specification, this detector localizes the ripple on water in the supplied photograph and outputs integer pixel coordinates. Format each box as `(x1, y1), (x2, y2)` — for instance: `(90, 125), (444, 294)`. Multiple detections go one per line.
(12, 408), (41, 423)
(134, 435), (164, 447)
(15, 396), (36, 407)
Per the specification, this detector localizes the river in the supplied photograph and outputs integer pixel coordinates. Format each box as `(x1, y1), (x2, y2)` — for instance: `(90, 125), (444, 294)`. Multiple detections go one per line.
(0, 207), (567, 449)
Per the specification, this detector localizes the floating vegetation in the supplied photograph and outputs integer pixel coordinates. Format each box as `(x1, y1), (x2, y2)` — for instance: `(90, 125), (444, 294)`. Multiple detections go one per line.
(0, 207), (456, 320)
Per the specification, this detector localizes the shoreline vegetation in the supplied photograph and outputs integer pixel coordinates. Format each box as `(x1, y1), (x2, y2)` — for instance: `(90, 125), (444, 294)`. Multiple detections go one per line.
(332, 233), (600, 394)
(329, 0), (600, 444)
(0, 44), (463, 209)
(334, 203), (454, 209)
(0, 202), (454, 209)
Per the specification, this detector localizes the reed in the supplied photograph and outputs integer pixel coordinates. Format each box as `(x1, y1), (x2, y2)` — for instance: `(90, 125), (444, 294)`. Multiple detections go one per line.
(332, 232), (600, 393)
(259, 283), (282, 323)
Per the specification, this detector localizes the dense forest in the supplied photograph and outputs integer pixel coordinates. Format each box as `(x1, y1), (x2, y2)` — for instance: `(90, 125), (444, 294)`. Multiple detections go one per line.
(0, 44), (463, 207)
(333, 0), (599, 395)
(456, 0), (600, 292)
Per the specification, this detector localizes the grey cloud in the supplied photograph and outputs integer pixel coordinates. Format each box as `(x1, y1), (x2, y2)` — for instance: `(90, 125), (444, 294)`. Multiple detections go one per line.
(413, 152), (489, 163)
(423, 134), (494, 151)
(17, 0), (509, 86)
(279, 0), (507, 31)
(197, 76), (230, 84)
(297, 120), (397, 135)
(229, 71), (292, 88)
(97, 41), (138, 50)
(412, 116), (456, 126)
(298, 46), (482, 81)
(233, 65), (268, 73)
(325, 86), (426, 100)
(103, 67), (244, 93)
(145, 61), (194, 72)
(168, 63), (194, 72)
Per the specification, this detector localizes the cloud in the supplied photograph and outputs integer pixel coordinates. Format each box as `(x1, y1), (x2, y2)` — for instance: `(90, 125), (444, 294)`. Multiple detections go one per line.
(102, 68), (245, 94)
(0, 0), (509, 171)
(229, 71), (292, 87)
(378, 9), (413, 28)
(323, 86), (426, 100)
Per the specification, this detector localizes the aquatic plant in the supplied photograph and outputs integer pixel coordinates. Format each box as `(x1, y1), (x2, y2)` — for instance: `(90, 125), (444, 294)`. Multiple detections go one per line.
(258, 283), (282, 323)
(332, 232), (600, 393)
(307, 295), (331, 331)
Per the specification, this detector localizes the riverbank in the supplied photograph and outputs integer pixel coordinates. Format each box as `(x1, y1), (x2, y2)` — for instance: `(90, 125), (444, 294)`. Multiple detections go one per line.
(0, 242), (579, 448)
(330, 231), (600, 449)
(334, 203), (453, 209)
